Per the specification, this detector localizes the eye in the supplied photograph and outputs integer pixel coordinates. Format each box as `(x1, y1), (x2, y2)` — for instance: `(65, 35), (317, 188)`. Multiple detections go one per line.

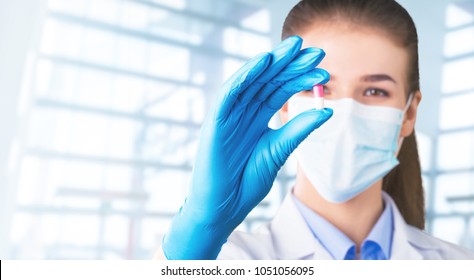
(322, 85), (331, 95)
(300, 89), (313, 97)
(364, 88), (389, 97)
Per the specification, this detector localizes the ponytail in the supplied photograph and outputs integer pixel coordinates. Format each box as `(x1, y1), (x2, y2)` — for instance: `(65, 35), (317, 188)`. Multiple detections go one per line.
(383, 132), (425, 229)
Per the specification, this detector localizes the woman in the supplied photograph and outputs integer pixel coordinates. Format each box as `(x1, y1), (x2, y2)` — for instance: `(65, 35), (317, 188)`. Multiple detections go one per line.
(157, 0), (474, 259)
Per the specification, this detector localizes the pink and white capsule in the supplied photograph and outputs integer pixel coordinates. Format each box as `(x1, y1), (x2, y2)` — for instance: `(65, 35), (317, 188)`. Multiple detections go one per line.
(313, 84), (325, 110)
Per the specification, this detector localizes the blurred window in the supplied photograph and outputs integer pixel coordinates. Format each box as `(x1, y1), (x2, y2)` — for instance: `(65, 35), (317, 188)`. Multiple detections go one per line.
(10, 0), (272, 259)
(431, 1), (474, 249)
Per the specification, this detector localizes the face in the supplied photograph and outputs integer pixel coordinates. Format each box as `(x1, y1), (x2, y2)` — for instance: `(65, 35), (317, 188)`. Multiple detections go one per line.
(281, 21), (421, 137)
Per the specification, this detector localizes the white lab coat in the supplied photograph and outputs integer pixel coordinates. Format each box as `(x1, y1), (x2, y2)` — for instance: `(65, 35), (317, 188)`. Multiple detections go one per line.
(218, 192), (474, 260)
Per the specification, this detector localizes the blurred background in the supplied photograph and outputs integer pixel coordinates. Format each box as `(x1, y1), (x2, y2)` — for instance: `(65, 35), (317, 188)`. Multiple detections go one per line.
(0, 0), (473, 259)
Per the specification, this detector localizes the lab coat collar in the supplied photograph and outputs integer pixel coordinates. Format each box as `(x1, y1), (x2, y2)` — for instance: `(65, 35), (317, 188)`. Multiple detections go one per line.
(270, 191), (333, 260)
(382, 192), (423, 260)
(270, 191), (426, 260)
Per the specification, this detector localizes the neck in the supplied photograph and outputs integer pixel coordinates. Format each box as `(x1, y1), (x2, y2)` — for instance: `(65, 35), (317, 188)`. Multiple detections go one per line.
(293, 167), (384, 249)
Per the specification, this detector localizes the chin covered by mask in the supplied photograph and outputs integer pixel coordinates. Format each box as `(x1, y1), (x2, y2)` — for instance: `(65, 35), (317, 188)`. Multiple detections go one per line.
(288, 96), (412, 203)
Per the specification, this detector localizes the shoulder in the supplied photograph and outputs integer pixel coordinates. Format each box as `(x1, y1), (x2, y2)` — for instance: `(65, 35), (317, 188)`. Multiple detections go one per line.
(217, 224), (276, 260)
(405, 225), (474, 259)
(384, 192), (474, 259)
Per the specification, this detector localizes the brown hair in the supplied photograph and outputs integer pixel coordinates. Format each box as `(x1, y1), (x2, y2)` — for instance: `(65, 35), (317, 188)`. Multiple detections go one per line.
(282, 0), (425, 229)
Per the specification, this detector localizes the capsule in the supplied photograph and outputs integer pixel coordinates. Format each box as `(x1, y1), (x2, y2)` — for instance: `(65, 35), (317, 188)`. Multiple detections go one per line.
(313, 84), (324, 110)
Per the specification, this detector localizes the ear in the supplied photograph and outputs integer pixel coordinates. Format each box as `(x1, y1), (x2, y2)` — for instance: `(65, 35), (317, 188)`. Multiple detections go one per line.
(278, 101), (290, 125)
(400, 90), (422, 137)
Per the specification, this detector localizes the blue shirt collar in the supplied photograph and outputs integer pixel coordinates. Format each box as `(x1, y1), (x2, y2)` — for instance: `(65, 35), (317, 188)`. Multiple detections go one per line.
(291, 192), (393, 260)
(364, 195), (393, 259)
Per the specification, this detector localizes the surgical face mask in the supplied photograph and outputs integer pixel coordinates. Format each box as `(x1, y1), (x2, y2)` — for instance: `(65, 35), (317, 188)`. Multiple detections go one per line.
(288, 96), (413, 203)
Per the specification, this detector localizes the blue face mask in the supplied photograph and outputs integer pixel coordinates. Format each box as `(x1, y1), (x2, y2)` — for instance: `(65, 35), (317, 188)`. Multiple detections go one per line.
(288, 96), (413, 203)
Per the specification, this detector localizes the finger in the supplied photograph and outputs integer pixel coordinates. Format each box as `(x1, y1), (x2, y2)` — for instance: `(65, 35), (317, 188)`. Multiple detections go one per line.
(270, 108), (333, 168)
(265, 67), (329, 111)
(236, 36), (303, 106)
(216, 52), (271, 120)
(256, 68), (329, 122)
(253, 47), (326, 103)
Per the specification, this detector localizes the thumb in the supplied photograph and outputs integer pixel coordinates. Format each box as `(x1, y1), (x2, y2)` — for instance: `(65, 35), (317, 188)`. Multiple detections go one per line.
(239, 108), (332, 207)
(271, 108), (333, 167)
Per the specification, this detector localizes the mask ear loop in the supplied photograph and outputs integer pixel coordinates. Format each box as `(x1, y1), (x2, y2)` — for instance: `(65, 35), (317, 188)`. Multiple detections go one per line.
(396, 93), (414, 155)
(403, 93), (414, 114)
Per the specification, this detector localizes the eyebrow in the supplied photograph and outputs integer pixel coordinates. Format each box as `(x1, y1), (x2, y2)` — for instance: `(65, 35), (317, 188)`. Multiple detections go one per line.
(361, 74), (397, 84)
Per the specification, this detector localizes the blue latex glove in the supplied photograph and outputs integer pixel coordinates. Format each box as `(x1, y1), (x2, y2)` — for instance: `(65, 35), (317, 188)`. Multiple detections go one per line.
(162, 36), (333, 259)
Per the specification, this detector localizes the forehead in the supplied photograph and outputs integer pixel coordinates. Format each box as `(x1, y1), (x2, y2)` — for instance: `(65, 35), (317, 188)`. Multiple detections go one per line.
(300, 22), (409, 86)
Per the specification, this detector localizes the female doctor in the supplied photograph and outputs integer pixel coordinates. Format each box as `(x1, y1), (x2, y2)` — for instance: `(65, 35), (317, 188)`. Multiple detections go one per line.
(156, 0), (474, 260)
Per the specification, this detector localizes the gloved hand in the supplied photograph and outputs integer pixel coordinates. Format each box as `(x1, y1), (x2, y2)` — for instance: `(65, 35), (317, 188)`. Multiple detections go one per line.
(162, 36), (333, 259)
